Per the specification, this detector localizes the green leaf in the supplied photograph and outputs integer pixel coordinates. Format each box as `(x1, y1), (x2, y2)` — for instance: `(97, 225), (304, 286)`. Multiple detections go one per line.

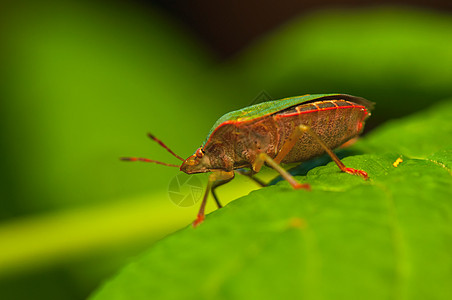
(91, 99), (452, 300)
(357, 100), (452, 158)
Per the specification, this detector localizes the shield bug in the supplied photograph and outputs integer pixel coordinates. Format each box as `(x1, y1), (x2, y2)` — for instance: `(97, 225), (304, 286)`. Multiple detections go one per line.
(122, 93), (373, 226)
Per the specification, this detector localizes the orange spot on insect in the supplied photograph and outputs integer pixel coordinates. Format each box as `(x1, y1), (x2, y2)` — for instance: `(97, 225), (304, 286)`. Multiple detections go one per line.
(357, 122), (363, 132)
(393, 157), (403, 167)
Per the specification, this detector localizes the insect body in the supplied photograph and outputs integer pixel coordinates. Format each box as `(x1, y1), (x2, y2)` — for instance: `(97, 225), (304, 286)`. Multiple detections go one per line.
(122, 94), (373, 226)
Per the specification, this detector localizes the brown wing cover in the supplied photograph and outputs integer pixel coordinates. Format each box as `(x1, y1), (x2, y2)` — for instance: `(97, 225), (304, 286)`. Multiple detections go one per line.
(206, 99), (371, 169)
(274, 100), (370, 163)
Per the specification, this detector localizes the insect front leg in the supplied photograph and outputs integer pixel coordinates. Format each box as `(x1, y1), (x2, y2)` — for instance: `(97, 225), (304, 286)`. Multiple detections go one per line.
(193, 170), (235, 227)
(275, 124), (368, 179)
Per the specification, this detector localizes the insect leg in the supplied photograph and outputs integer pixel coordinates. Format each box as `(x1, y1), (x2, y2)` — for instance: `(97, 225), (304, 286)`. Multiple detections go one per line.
(211, 172), (236, 209)
(252, 153), (310, 190)
(235, 168), (267, 187)
(193, 171), (235, 227)
(298, 125), (368, 179)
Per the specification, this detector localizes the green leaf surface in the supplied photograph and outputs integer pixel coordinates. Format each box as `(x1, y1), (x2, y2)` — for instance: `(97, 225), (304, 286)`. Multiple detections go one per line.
(357, 100), (452, 159)
(92, 99), (451, 300)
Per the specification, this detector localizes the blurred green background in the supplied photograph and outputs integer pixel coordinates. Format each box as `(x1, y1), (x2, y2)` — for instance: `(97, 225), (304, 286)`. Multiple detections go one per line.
(1, 0), (452, 299)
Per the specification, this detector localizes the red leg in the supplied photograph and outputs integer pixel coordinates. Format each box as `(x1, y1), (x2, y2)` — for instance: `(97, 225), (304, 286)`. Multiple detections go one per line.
(297, 125), (368, 179)
(193, 171), (235, 227)
(273, 124), (368, 179)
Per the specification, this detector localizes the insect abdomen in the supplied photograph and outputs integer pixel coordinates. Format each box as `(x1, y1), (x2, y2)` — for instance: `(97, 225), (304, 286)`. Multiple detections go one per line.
(274, 100), (370, 163)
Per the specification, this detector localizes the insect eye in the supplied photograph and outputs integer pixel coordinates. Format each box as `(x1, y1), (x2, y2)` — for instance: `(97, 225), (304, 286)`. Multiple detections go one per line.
(195, 148), (204, 158)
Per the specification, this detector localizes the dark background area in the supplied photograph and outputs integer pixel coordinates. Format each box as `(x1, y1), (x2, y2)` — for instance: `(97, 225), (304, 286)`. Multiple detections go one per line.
(150, 0), (452, 58)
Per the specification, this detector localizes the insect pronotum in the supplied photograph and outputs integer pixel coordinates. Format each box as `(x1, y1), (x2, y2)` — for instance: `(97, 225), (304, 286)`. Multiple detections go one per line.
(122, 94), (374, 226)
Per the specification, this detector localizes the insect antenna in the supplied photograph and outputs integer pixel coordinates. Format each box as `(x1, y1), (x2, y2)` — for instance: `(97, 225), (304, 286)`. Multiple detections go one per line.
(147, 133), (184, 161)
(120, 133), (184, 168)
(120, 157), (180, 168)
